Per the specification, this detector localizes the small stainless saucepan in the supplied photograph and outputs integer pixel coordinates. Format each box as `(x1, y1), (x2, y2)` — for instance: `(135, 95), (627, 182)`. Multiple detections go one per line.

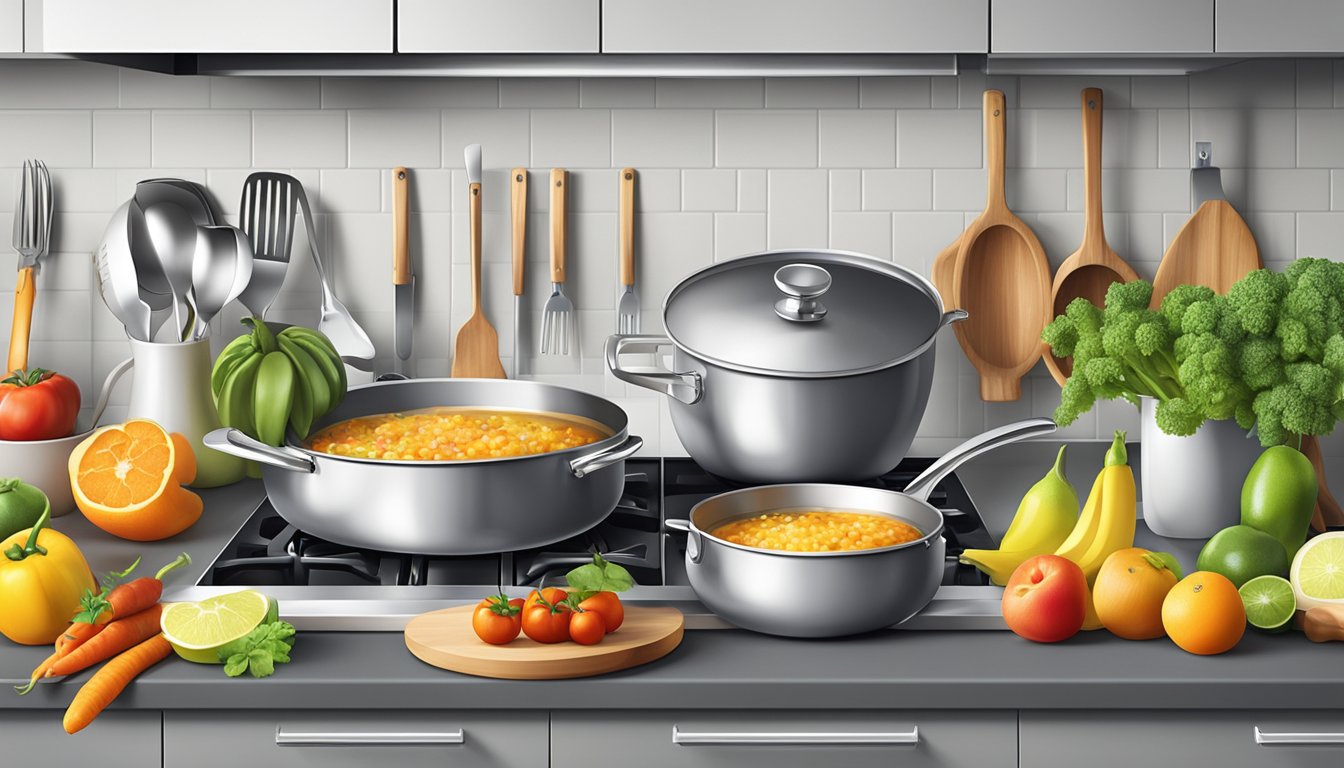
(666, 418), (1055, 638)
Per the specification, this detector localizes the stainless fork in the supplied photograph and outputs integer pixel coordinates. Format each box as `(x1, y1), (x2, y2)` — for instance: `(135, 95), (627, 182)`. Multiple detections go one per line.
(8, 159), (51, 372)
(616, 167), (640, 335)
(540, 169), (575, 356)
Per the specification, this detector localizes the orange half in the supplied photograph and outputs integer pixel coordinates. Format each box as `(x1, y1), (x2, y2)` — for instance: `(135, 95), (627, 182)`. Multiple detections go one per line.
(69, 419), (202, 541)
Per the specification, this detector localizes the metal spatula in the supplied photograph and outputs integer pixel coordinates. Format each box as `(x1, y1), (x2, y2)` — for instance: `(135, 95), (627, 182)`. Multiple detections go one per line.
(540, 169), (575, 356)
(238, 172), (297, 319)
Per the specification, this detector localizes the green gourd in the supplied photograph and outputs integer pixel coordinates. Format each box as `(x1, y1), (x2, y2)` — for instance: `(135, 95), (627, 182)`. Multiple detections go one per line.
(1241, 445), (1318, 562)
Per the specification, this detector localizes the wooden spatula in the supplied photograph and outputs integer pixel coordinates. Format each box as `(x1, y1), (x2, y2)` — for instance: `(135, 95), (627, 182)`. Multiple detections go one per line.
(1045, 88), (1140, 387)
(952, 90), (1052, 402)
(452, 145), (506, 378)
(1151, 142), (1261, 308)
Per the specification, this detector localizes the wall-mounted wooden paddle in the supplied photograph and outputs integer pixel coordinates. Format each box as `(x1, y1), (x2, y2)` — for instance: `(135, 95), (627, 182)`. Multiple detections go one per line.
(1045, 88), (1140, 387)
(951, 90), (1052, 402)
(1150, 141), (1261, 308)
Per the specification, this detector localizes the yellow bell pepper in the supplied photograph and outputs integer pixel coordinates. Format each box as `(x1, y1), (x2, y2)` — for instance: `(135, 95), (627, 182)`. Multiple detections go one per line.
(0, 501), (96, 645)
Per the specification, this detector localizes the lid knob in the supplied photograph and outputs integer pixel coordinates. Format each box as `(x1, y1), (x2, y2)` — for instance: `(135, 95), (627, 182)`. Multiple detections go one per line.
(774, 264), (830, 322)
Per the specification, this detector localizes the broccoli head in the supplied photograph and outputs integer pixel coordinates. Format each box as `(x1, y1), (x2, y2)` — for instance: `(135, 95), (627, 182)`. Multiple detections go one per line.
(1160, 284), (1216, 331)
(1227, 269), (1287, 336)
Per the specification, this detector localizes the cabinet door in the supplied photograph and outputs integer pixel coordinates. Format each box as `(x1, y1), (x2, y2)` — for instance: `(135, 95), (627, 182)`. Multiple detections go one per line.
(1217, 0), (1344, 53)
(0, 711), (161, 766)
(398, 0), (598, 53)
(27, 0), (392, 53)
(992, 0), (1213, 54)
(164, 710), (547, 768)
(1, 0), (20, 51)
(601, 0), (987, 54)
(553, 710), (1016, 768)
(1022, 710), (1344, 768)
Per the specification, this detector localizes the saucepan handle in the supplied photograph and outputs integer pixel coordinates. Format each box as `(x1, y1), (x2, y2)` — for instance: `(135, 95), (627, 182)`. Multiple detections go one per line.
(605, 335), (703, 406)
(570, 436), (643, 479)
(664, 519), (703, 563)
(204, 428), (316, 474)
(903, 418), (1056, 503)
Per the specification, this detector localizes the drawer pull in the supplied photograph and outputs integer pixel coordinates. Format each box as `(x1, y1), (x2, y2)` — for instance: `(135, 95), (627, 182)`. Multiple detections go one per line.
(275, 728), (465, 746)
(672, 724), (918, 746)
(1255, 727), (1344, 746)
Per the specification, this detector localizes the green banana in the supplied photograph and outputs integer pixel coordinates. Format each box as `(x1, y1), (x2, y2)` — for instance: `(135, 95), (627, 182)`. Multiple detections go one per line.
(277, 335), (331, 420)
(287, 363), (314, 438)
(253, 351), (295, 447)
(217, 352), (262, 436)
(281, 327), (346, 404)
(287, 334), (343, 408)
(211, 335), (260, 400)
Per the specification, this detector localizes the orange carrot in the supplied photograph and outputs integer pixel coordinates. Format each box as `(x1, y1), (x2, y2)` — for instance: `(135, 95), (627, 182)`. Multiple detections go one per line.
(62, 634), (171, 735)
(56, 621), (103, 654)
(75, 553), (189, 625)
(13, 651), (58, 696)
(48, 604), (164, 679)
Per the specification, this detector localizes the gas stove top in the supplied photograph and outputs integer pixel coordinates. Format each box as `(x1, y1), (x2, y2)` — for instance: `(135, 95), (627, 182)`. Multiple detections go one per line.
(180, 458), (1006, 631)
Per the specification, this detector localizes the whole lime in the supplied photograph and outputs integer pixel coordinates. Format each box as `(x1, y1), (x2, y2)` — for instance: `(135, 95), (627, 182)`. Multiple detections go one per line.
(1197, 525), (1290, 588)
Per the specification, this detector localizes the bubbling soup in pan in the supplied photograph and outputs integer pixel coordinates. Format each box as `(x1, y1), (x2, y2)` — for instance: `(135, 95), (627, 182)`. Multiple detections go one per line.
(307, 407), (610, 461)
(711, 509), (923, 553)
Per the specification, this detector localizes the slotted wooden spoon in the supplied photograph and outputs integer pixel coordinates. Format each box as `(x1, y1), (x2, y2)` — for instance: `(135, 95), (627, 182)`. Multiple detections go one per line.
(1045, 88), (1140, 387)
(1150, 142), (1260, 308)
(952, 90), (1052, 402)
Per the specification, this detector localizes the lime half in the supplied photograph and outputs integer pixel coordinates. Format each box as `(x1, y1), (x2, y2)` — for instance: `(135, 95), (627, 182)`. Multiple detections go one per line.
(1239, 575), (1296, 631)
(1291, 532), (1344, 611)
(161, 590), (277, 664)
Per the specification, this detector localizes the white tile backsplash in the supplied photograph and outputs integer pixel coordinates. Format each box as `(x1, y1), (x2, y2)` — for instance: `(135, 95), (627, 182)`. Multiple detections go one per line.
(2, 59), (1342, 451)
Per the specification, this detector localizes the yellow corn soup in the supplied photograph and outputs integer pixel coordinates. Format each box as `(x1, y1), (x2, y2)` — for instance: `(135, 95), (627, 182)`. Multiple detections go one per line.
(306, 407), (609, 461)
(712, 509), (922, 553)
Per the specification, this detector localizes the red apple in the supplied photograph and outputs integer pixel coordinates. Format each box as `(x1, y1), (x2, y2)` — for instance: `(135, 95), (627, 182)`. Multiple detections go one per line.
(1002, 554), (1088, 643)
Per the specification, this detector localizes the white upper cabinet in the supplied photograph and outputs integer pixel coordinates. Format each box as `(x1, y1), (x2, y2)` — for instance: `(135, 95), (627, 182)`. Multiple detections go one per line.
(1, 0), (21, 51)
(399, 0), (599, 53)
(26, 0), (392, 53)
(991, 0), (1214, 54)
(1217, 0), (1344, 53)
(601, 0), (987, 54)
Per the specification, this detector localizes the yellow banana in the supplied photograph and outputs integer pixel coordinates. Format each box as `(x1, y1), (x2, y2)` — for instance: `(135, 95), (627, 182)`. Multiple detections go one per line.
(1054, 471), (1106, 563)
(960, 446), (1080, 586)
(1072, 432), (1136, 584)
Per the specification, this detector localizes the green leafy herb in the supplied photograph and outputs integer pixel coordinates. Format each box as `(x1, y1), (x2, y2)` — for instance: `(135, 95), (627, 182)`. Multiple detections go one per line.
(218, 621), (296, 678)
(565, 552), (633, 600)
(70, 557), (141, 624)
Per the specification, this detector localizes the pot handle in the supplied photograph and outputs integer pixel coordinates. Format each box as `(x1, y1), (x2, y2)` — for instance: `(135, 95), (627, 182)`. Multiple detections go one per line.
(664, 519), (703, 563)
(605, 335), (703, 405)
(203, 428), (316, 474)
(570, 436), (643, 479)
(902, 417), (1056, 502)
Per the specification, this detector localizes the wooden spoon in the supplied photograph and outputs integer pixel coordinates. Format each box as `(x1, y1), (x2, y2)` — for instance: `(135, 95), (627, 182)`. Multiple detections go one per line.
(1151, 144), (1260, 308)
(451, 158), (507, 378)
(951, 90), (1052, 402)
(1045, 88), (1140, 387)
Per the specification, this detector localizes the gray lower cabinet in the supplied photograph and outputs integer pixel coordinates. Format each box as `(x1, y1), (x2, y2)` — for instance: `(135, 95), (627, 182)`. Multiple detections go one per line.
(552, 710), (1016, 768)
(1021, 710), (1344, 768)
(0, 711), (161, 766)
(163, 710), (548, 768)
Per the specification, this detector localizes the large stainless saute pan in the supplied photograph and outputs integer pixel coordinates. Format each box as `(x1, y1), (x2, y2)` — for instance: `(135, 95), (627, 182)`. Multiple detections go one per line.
(205, 379), (642, 555)
(608, 250), (966, 484)
(666, 418), (1055, 638)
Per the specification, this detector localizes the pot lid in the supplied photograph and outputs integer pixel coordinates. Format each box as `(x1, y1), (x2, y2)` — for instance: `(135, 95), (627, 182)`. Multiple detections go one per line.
(664, 250), (946, 377)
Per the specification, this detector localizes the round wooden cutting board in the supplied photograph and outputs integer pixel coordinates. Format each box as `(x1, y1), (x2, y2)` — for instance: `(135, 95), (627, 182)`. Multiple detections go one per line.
(404, 605), (684, 680)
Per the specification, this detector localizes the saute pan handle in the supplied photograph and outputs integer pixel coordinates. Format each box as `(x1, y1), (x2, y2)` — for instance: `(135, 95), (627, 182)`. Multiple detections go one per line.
(664, 519), (704, 563)
(204, 428), (316, 474)
(605, 335), (703, 405)
(570, 436), (643, 479)
(903, 418), (1056, 503)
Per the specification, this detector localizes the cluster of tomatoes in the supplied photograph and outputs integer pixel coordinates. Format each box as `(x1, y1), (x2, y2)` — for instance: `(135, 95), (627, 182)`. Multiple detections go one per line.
(472, 587), (625, 646)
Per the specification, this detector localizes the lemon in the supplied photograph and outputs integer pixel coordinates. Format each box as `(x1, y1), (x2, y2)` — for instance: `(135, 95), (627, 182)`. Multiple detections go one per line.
(161, 590), (278, 664)
(1290, 532), (1344, 612)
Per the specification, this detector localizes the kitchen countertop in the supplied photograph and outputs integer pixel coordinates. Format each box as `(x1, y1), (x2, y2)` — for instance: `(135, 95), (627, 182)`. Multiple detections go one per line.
(2, 444), (1342, 713)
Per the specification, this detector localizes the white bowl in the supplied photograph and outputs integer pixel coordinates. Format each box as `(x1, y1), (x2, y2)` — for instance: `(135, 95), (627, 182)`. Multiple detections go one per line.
(0, 430), (92, 517)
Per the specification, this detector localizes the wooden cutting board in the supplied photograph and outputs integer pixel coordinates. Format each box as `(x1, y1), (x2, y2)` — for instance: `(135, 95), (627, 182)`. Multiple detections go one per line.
(404, 605), (684, 680)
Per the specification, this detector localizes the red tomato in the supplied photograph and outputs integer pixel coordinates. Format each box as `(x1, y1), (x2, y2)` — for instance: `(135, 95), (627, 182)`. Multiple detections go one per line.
(522, 602), (572, 644)
(0, 369), (80, 441)
(569, 609), (607, 646)
(523, 587), (568, 614)
(577, 592), (624, 633)
(1002, 554), (1088, 643)
(472, 595), (523, 645)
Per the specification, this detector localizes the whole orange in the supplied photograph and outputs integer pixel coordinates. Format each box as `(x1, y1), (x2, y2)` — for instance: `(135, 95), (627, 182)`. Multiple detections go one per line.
(1161, 571), (1246, 655)
(1094, 548), (1179, 640)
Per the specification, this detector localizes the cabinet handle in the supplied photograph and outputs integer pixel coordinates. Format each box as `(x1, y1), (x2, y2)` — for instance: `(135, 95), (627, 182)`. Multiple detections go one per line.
(275, 728), (465, 746)
(1255, 727), (1344, 746)
(672, 724), (918, 746)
